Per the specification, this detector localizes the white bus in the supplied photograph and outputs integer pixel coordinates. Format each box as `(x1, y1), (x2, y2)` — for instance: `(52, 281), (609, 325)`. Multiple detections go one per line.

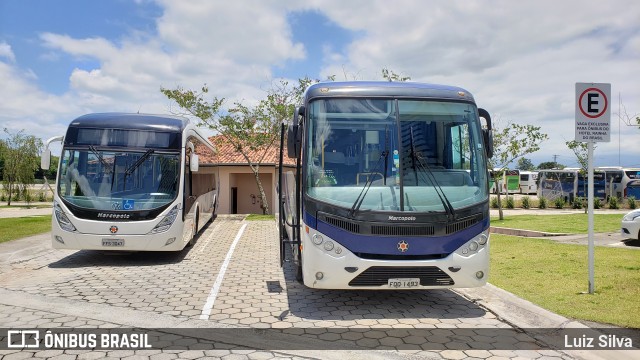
(597, 167), (640, 199)
(278, 81), (493, 289)
(41, 113), (218, 251)
(519, 171), (538, 195)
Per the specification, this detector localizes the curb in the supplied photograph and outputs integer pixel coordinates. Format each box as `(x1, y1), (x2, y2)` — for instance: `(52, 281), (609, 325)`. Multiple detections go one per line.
(490, 226), (571, 237)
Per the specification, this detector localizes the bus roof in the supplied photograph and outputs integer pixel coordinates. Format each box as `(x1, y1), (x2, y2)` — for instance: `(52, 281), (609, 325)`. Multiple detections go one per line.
(69, 113), (190, 133)
(305, 81), (476, 103)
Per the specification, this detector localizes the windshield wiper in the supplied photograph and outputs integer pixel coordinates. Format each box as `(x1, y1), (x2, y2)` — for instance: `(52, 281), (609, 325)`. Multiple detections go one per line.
(349, 127), (389, 217)
(408, 126), (455, 220)
(88, 145), (113, 174)
(125, 149), (154, 177)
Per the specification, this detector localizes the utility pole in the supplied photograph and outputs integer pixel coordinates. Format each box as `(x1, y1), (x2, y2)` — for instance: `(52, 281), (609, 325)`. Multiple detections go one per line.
(552, 154), (559, 167)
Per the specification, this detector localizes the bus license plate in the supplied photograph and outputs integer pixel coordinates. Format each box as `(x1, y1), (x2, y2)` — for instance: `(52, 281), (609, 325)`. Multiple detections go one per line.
(102, 239), (125, 247)
(388, 278), (420, 288)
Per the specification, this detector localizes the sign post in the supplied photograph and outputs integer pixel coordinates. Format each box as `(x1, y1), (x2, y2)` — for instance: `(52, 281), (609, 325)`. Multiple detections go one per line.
(575, 82), (611, 294)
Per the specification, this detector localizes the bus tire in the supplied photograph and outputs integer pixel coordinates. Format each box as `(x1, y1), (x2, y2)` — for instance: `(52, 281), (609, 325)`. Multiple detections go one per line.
(188, 210), (199, 247)
(295, 250), (303, 283)
(295, 263), (303, 283)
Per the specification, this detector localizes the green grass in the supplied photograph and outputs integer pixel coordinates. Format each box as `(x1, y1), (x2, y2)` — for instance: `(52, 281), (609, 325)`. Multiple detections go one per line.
(0, 204), (52, 209)
(245, 214), (275, 221)
(0, 215), (52, 243)
(491, 214), (622, 233)
(490, 234), (640, 328)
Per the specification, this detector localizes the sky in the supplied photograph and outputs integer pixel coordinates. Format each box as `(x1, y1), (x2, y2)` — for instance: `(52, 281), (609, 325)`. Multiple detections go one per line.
(1, 0), (639, 168)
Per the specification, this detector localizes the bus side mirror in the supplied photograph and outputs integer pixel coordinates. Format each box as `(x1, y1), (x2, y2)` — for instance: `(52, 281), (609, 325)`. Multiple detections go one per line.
(478, 108), (493, 158)
(41, 148), (51, 169)
(483, 129), (494, 159)
(287, 106), (304, 159)
(287, 124), (300, 159)
(190, 154), (199, 172)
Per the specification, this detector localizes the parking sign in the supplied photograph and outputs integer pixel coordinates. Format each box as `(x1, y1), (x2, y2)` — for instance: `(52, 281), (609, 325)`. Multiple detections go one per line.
(575, 83), (611, 142)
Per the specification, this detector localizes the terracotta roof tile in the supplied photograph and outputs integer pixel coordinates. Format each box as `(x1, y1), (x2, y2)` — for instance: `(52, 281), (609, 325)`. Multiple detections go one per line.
(198, 135), (295, 166)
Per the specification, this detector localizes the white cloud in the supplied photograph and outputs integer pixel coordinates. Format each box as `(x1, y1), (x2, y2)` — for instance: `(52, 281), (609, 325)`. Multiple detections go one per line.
(0, 42), (16, 63)
(310, 0), (640, 166)
(1, 1), (638, 167)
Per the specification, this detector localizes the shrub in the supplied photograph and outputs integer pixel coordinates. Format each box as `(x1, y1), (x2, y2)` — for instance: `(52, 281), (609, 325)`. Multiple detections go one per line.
(572, 197), (584, 209)
(628, 197), (637, 210)
(608, 196), (619, 210)
(594, 198), (602, 209)
(23, 190), (33, 204)
(538, 196), (547, 209)
(554, 197), (566, 209)
(38, 192), (47, 202)
(506, 196), (515, 209)
(521, 196), (531, 209)
(491, 196), (500, 209)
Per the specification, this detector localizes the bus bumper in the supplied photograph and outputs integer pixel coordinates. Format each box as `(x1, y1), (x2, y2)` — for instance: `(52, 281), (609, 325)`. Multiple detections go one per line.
(50, 219), (189, 252)
(300, 228), (489, 290)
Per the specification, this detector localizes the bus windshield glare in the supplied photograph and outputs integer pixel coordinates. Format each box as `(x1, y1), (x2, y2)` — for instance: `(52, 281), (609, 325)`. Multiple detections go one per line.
(58, 149), (180, 211)
(305, 98), (488, 212)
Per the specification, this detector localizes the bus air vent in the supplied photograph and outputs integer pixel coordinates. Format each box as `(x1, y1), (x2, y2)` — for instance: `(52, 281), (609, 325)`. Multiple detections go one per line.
(446, 217), (479, 234)
(324, 216), (360, 234)
(371, 225), (434, 236)
(348, 266), (454, 287)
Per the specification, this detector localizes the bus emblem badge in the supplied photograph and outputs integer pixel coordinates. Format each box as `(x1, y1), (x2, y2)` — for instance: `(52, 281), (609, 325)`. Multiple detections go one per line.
(397, 241), (409, 252)
(109, 226), (118, 234)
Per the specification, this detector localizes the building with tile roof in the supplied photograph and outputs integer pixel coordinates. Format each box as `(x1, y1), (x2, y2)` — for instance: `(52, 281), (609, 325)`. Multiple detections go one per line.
(199, 135), (295, 215)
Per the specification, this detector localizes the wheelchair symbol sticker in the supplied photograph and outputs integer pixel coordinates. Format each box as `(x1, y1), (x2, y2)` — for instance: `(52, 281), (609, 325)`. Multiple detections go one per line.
(122, 199), (135, 210)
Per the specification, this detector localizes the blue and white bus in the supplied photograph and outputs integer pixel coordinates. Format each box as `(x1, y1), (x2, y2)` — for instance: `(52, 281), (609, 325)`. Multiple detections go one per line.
(41, 113), (218, 251)
(278, 82), (493, 289)
(538, 168), (605, 203)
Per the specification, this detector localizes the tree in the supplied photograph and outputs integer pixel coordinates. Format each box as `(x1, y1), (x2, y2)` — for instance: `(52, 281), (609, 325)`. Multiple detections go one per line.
(537, 161), (564, 170)
(488, 122), (549, 219)
(516, 157), (535, 171)
(162, 79), (314, 214)
(0, 129), (43, 205)
(381, 68), (411, 82)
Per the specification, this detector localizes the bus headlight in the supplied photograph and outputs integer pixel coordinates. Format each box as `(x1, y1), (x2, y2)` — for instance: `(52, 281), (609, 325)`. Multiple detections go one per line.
(312, 234), (323, 245)
(150, 205), (179, 234)
(323, 241), (334, 251)
(54, 201), (76, 232)
(456, 230), (489, 257)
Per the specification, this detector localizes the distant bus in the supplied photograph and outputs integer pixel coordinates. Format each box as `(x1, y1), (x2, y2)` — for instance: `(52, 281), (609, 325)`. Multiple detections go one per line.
(519, 171), (538, 195)
(576, 170), (606, 199)
(504, 169), (520, 194)
(41, 113), (218, 251)
(626, 180), (640, 199)
(597, 167), (640, 199)
(489, 169), (519, 194)
(538, 169), (605, 203)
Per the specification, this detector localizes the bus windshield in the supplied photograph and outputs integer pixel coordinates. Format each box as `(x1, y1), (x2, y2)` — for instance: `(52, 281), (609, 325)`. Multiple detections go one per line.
(305, 98), (488, 213)
(58, 149), (181, 211)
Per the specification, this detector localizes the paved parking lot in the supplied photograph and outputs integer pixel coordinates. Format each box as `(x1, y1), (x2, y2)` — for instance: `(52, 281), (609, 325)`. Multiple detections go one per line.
(0, 214), (635, 359)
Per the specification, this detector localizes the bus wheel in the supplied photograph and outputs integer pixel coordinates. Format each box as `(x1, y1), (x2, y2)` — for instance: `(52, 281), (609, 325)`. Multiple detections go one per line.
(295, 264), (303, 283)
(295, 251), (303, 283)
(188, 211), (199, 247)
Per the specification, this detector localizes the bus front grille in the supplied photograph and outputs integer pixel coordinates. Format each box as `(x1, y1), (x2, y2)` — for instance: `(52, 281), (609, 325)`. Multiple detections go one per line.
(324, 216), (360, 233)
(371, 225), (434, 236)
(446, 216), (480, 234)
(348, 266), (454, 287)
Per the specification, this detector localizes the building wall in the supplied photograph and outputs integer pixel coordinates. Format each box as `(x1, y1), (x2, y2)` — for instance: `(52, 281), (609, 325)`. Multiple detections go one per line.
(216, 165), (277, 214)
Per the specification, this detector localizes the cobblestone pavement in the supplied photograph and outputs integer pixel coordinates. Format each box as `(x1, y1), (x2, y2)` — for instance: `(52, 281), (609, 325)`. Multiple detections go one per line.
(0, 215), (628, 359)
